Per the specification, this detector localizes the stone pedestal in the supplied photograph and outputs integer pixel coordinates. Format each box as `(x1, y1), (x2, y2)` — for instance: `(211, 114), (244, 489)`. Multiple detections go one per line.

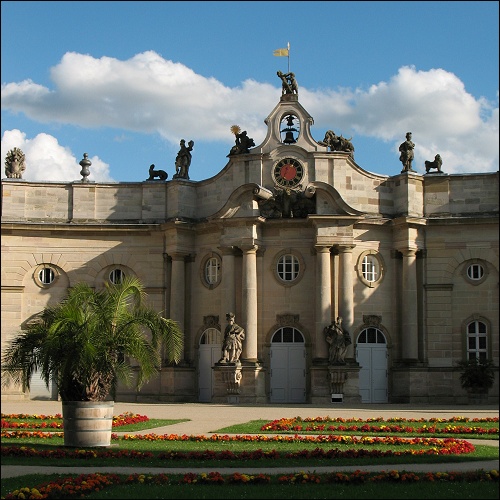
(328, 364), (362, 404)
(213, 361), (266, 404)
(213, 363), (242, 403)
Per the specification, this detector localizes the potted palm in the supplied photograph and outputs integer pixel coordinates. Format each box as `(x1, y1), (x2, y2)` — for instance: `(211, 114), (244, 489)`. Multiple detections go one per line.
(457, 358), (495, 404)
(1, 276), (183, 447)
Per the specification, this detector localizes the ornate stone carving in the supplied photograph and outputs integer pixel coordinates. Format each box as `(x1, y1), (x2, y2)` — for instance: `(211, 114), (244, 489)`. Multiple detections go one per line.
(363, 315), (382, 327)
(329, 368), (348, 394)
(222, 366), (242, 394)
(276, 314), (299, 326)
(203, 315), (219, 328)
(257, 186), (316, 219)
(5, 147), (26, 179)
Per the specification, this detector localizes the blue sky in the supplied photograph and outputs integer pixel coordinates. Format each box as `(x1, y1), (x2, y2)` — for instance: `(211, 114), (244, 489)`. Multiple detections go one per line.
(1, 1), (498, 182)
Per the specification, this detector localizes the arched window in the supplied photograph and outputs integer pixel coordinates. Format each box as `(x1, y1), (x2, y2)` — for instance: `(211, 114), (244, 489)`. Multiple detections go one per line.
(271, 327), (304, 343)
(200, 327), (221, 345)
(357, 327), (387, 344)
(466, 320), (488, 360)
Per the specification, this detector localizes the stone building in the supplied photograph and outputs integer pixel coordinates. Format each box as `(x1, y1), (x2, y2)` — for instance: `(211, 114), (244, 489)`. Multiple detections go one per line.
(1, 82), (498, 404)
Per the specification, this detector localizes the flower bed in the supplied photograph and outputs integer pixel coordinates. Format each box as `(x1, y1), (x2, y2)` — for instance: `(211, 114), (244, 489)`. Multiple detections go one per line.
(1, 433), (476, 461)
(1, 412), (148, 430)
(260, 416), (499, 436)
(2, 469), (498, 499)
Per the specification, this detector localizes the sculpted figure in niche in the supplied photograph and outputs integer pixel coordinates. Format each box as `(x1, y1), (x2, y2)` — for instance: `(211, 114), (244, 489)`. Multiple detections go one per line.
(5, 147), (26, 179)
(324, 316), (352, 365)
(399, 132), (415, 172)
(219, 312), (245, 364)
(425, 154), (443, 173)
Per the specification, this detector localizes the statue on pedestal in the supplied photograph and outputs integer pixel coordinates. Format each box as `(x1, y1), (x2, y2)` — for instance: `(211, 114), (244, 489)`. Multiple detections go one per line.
(325, 317), (352, 365)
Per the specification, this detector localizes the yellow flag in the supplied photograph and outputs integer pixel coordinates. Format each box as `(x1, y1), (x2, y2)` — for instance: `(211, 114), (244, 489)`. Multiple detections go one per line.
(273, 48), (289, 57)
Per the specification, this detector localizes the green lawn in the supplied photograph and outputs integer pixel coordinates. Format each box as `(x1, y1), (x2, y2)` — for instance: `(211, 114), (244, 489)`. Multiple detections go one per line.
(1, 414), (498, 499)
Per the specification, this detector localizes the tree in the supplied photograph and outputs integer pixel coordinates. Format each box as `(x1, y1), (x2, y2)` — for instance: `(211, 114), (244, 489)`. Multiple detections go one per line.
(2, 276), (183, 401)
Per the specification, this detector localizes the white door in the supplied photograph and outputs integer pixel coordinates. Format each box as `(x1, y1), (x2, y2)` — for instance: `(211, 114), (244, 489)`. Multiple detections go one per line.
(356, 327), (388, 403)
(30, 370), (56, 400)
(270, 327), (306, 403)
(198, 328), (222, 402)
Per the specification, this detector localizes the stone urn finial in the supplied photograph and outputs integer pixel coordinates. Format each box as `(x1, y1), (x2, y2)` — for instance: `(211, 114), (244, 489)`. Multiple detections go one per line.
(79, 153), (92, 182)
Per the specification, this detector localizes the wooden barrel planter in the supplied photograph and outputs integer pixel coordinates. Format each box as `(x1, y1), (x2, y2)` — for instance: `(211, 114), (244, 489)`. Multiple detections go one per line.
(62, 401), (114, 447)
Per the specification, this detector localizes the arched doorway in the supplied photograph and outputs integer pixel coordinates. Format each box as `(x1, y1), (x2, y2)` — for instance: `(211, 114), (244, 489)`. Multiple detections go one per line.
(198, 327), (221, 402)
(356, 327), (388, 403)
(270, 326), (306, 403)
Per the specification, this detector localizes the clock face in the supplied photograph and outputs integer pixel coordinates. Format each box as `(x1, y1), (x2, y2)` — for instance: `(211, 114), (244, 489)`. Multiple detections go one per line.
(273, 158), (304, 187)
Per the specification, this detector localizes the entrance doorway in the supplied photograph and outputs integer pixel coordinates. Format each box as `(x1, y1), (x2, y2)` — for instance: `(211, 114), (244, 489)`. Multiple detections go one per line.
(198, 327), (221, 402)
(356, 327), (388, 403)
(269, 327), (306, 403)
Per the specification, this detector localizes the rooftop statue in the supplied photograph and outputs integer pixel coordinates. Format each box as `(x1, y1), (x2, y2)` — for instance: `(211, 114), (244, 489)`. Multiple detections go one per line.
(173, 139), (194, 180)
(425, 154), (443, 174)
(228, 125), (255, 156)
(277, 71), (298, 95)
(4, 147), (26, 179)
(147, 164), (168, 181)
(399, 132), (415, 173)
(319, 130), (355, 158)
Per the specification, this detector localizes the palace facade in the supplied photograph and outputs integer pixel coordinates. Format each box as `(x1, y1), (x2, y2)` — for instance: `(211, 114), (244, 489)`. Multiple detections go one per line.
(1, 86), (498, 404)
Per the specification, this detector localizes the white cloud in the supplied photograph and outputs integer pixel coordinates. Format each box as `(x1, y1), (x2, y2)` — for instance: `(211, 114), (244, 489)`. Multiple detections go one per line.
(1, 52), (498, 177)
(1, 129), (113, 182)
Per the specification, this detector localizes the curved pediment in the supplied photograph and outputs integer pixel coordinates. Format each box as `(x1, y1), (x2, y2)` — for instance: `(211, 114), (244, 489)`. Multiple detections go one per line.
(206, 181), (364, 221)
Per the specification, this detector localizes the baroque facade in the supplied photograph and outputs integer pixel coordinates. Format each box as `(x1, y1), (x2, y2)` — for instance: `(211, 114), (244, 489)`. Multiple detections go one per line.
(1, 87), (498, 404)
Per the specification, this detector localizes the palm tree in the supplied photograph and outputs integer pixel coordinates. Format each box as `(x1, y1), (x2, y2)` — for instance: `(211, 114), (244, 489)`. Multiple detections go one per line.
(2, 276), (183, 402)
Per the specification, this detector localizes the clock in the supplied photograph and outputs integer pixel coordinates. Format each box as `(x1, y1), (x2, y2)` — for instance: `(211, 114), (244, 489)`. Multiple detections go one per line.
(273, 157), (304, 187)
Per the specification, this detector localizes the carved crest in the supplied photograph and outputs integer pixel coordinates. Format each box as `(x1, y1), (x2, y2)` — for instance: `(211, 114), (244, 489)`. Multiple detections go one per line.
(363, 315), (382, 327)
(5, 147), (26, 179)
(276, 314), (299, 326)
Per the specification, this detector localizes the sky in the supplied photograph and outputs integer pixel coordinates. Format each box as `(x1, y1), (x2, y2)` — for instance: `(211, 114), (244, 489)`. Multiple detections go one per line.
(1, 1), (498, 183)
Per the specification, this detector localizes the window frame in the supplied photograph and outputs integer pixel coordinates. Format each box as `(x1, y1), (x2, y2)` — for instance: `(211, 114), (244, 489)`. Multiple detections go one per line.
(34, 264), (58, 288)
(356, 250), (385, 288)
(109, 268), (125, 285)
(466, 319), (489, 361)
(200, 252), (222, 289)
(272, 250), (305, 287)
(462, 259), (489, 286)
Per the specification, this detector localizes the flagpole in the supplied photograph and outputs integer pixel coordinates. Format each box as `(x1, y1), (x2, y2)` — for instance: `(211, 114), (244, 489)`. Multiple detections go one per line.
(287, 42), (290, 73)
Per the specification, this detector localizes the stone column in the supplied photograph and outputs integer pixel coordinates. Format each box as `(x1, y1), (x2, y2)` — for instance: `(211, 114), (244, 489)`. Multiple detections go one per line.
(241, 245), (258, 361)
(400, 248), (418, 361)
(219, 246), (236, 325)
(170, 253), (186, 359)
(315, 246), (331, 359)
(338, 245), (355, 359)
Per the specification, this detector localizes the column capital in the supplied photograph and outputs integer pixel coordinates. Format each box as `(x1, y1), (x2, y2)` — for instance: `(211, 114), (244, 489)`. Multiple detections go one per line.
(314, 245), (332, 254)
(218, 245), (237, 256)
(398, 247), (418, 257)
(337, 244), (356, 253)
(168, 252), (190, 261)
(239, 244), (259, 254)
